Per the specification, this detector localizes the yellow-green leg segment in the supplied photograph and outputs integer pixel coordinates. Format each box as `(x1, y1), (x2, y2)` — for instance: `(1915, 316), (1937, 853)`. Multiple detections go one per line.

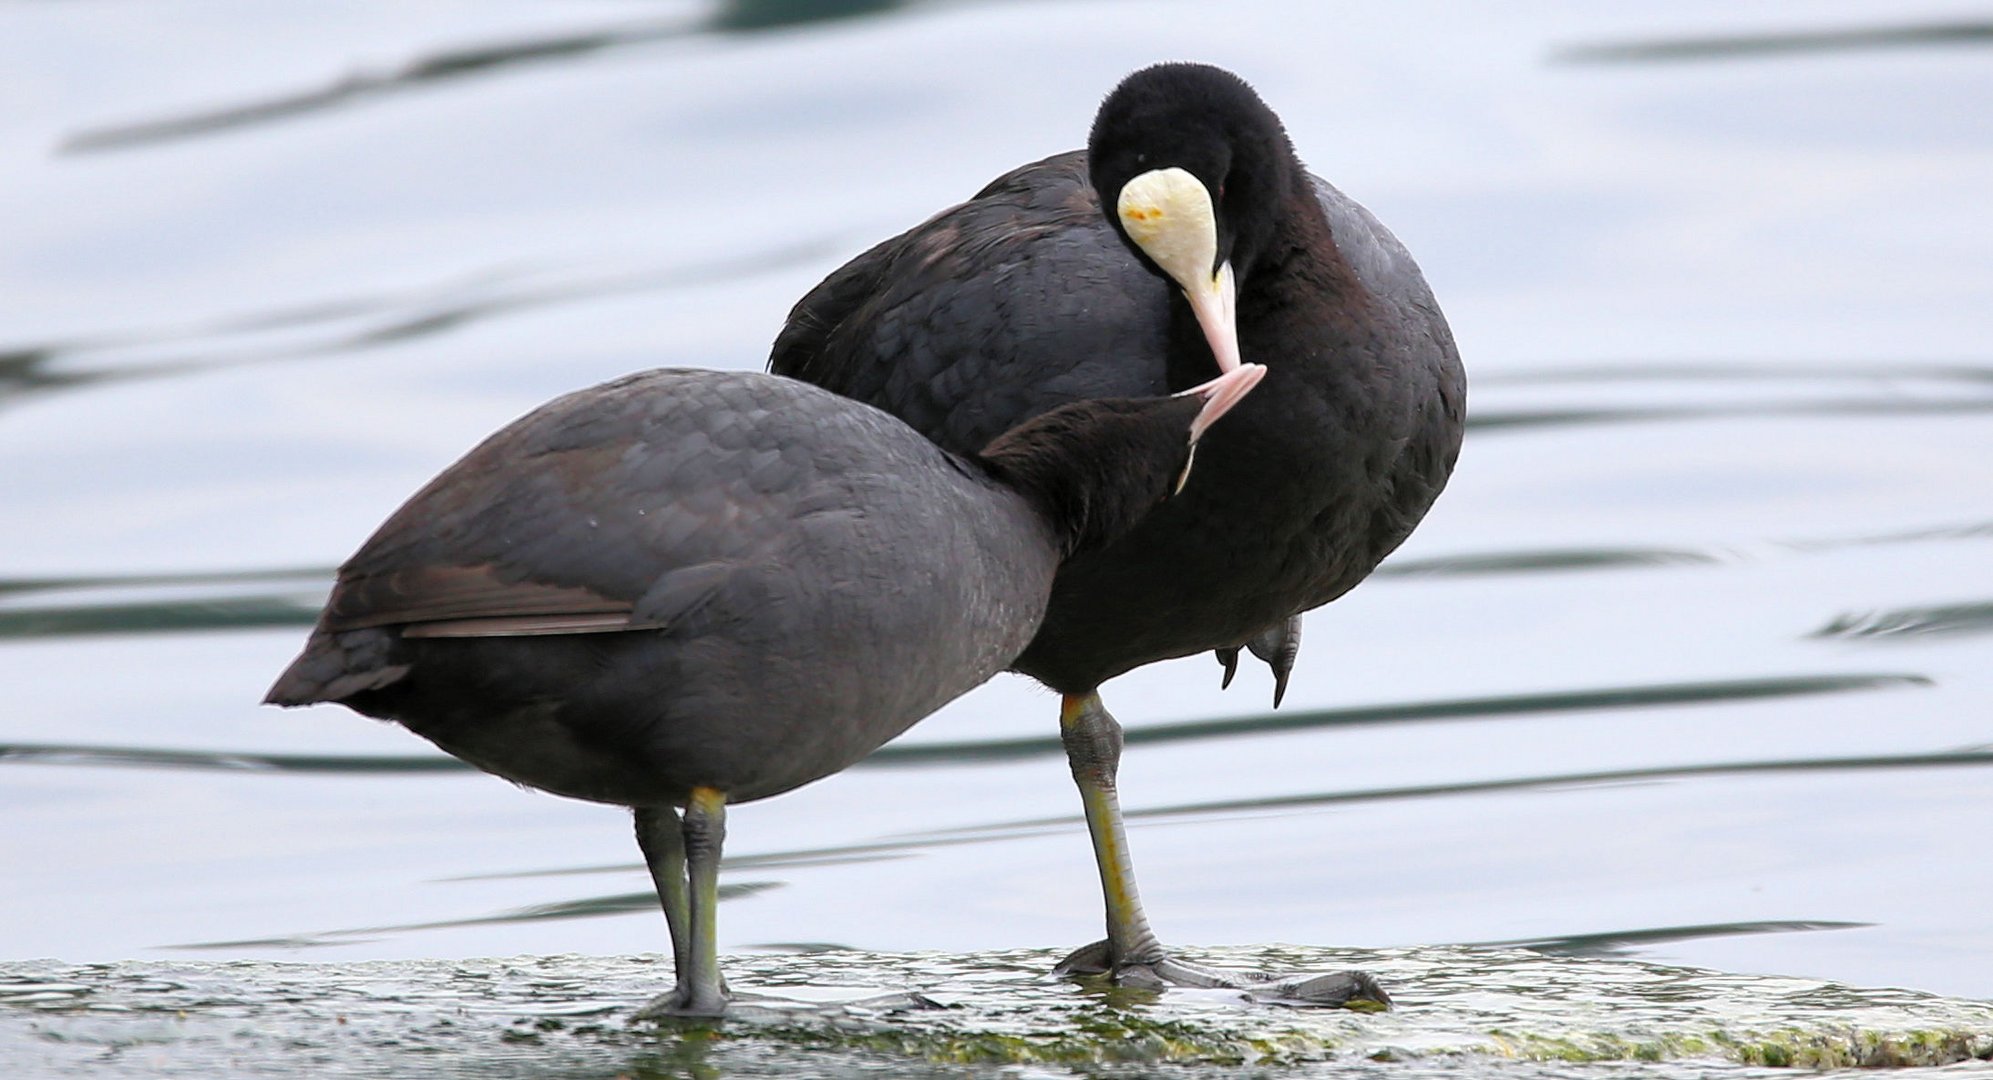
(634, 804), (692, 998)
(1054, 692), (1166, 980)
(1052, 692), (1391, 1007)
(681, 786), (728, 1015)
(633, 786), (730, 1018)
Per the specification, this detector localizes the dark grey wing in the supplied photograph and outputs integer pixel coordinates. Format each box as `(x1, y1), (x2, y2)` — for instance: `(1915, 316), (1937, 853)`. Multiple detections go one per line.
(319, 370), (835, 640)
(771, 150), (1172, 454)
(768, 228), (904, 391)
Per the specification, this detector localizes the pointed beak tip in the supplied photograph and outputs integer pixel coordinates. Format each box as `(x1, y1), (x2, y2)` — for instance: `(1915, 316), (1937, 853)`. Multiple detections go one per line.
(1185, 363), (1267, 444)
(1184, 262), (1242, 374)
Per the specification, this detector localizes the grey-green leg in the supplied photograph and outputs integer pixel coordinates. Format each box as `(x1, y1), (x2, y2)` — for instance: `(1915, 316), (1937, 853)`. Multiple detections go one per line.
(679, 786), (728, 1015)
(633, 787), (730, 1018)
(1052, 691), (1389, 1009)
(634, 805), (691, 998)
(1054, 692), (1166, 977)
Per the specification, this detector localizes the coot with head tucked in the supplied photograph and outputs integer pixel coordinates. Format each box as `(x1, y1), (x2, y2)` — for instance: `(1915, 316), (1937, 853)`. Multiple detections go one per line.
(772, 62), (1464, 1001)
(266, 363), (1265, 1017)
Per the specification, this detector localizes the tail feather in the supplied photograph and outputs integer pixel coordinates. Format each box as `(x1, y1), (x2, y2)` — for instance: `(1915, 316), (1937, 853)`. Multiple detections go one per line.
(265, 627), (410, 706)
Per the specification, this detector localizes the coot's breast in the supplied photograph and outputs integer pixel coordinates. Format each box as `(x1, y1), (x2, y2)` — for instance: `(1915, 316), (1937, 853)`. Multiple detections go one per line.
(1013, 180), (1467, 693)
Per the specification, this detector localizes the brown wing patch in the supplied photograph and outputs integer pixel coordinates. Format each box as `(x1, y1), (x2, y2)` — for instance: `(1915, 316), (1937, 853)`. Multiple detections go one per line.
(402, 613), (634, 638)
(323, 563), (633, 634)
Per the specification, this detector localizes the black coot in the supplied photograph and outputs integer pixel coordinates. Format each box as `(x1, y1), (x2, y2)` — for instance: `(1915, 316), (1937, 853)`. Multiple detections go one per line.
(266, 363), (1265, 1017)
(772, 62), (1464, 1000)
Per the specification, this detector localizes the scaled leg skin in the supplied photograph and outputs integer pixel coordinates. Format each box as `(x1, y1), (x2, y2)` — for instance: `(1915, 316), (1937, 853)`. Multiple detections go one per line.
(632, 805), (693, 1013)
(1051, 692), (1389, 1008)
(1246, 614), (1304, 708)
(1053, 692), (1166, 982)
(634, 789), (730, 1018)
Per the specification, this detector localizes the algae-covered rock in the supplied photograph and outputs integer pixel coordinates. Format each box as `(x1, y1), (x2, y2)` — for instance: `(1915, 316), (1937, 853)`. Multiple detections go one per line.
(4, 946), (1991, 1077)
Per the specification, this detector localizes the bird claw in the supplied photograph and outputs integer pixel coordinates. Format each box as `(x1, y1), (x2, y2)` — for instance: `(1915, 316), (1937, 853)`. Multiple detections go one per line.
(1051, 937), (1115, 977)
(1247, 615), (1302, 707)
(1052, 938), (1388, 1009)
(1212, 615), (1303, 706)
(1214, 646), (1241, 689)
(1256, 969), (1392, 1009)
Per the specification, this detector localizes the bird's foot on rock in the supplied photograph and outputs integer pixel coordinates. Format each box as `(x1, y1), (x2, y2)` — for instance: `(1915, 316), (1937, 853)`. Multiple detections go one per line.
(632, 985), (728, 1021)
(1052, 939), (1388, 1009)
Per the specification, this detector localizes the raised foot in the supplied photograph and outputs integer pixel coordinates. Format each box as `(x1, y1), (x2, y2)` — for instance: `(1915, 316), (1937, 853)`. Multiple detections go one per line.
(1053, 939), (1390, 1009)
(1213, 614), (1304, 706)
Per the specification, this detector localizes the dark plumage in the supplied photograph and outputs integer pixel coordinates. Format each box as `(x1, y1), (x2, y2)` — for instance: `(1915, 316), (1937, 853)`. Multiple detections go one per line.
(772, 62), (1464, 1000)
(267, 364), (1264, 1016)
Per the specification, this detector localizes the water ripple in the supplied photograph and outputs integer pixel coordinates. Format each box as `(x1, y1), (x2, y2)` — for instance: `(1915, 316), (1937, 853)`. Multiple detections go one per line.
(1558, 19), (1993, 64)
(0, 567), (328, 641)
(1477, 919), (1869, 959)
(0, 673), (1933, 776)
(1789, 518), (1993, 550)
(1813, 601), (1993, 642)
(0, 595), (323, 641)
(174, 882), (784, 952)
(1377, 547), (1723, 578)
(58, 1), (912, 155)
(1474, 361), (1993, 385)
(396, 746), (1993, 890)
(1466, 360), (1993, 434)
(0, 744), (466, 774)
(867, 674), (1931, 766)
(1467, 396), (1993, 434)
(0, 240), (845, 410)
(927, 747), (1993, 837)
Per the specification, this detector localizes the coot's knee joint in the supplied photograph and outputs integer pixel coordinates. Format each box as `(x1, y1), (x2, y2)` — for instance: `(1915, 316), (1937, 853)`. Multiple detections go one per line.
(681, 786), (728, 856)
(1058, 693), (1124, 778)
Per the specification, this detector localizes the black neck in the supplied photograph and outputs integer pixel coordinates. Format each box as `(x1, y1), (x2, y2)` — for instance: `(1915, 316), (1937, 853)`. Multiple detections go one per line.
(975, 397), (1201, 557)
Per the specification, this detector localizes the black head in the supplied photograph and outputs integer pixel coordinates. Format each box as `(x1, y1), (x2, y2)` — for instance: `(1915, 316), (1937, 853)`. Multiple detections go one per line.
(977, 364), (1266, 557)
(1087, 62), (1298, 284)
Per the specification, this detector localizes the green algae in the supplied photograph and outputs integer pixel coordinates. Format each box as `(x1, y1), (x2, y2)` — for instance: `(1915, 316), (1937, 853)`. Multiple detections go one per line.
(5, 946), (1993, 1077)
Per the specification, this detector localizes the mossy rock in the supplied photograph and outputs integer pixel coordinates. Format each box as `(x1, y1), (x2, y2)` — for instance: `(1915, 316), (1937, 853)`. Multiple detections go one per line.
(5, 946), (1991, 1077)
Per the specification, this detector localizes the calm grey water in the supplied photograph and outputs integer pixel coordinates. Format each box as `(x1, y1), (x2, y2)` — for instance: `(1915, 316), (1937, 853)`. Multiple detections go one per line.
(3, 0), (1991, 1069)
